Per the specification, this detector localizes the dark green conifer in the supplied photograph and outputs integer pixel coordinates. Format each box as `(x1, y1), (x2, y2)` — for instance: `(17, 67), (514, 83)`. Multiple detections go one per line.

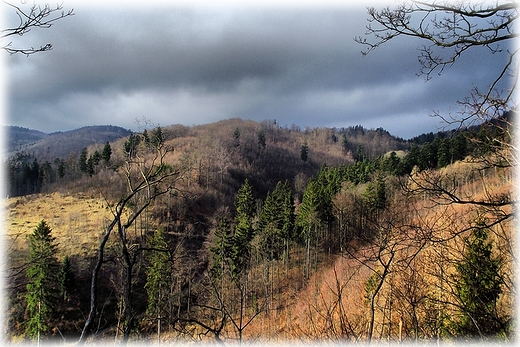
(453, 221), (504, 339)
(25, 220), (58, 340)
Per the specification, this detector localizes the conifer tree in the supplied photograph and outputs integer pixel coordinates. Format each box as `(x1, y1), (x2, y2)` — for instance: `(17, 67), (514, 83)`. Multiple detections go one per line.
(231, 179), (255, 279)
(145, 227), (172, 343)
(25, 220), (58, 341)
(79, 148), (88, 173)
(210, 216), (233, 279)
(57, 256), (74, 301)
(300, 142), (309, 162)
(257, 130), (266, 150)
(453, 221), (504, 339)
(256, 181), (294, 261)
(102, 142), (112, 164)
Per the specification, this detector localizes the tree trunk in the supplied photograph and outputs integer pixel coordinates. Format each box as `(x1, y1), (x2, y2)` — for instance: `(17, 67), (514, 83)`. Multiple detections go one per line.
(78, 219), (117, 344)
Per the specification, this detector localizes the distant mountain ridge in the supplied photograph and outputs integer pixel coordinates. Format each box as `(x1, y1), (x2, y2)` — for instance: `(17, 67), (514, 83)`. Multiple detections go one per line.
(4, 125), (132, 161)
(4, 126), (47, 151)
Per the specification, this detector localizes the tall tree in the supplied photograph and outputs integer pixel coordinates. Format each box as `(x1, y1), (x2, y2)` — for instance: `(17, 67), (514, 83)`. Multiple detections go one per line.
(231, 179), (255, 279)
(257, 130), (266, 150)
(453, 221), (504, 339)
(145, 227), (172, 343)
(102, 142), (112, 164)
(78, 127), (183, 344)
(300, 142), (309, 162)
(78, 148), (88, 174)
(57, 256), (74, 302)
(256, 180), (294, 261)
(25, 220), (58, 341)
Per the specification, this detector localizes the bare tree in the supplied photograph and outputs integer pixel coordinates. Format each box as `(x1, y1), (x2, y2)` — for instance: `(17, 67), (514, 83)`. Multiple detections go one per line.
(77, 127), (186, 344)
(357, 1), (517, 237)
(2, 1), (74, 55)
(356, 1), (517, 162)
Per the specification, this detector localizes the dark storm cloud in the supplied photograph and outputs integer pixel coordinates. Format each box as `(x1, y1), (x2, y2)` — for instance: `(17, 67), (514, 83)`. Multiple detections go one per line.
(4, 2), (512, 139)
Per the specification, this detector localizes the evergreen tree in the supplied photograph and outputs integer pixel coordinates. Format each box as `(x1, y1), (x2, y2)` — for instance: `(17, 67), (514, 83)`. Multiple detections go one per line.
(151, 126), (164, 148)
(57, 256), (74, 301)
(451, 133), (468, 162)
(341, 134), (350, 153)
(437, 137), (451, 168)
(79, 148), (88, 173)
(124, 133), (141, 158)
(102, 142), (112, 164)
(233, 127), (241, 148)
(25, 220), (58, 340)
(55, 158), (65, 179)
(382, 151), (401, 175)
(453, 222), (504, 339)
(210, 216), (233, 279)
(300, 142), (309, 162)
(257, 130), (266, 150)
(145, 227), (172, 342)
(92, 150), (101, 166)
(363, 172), (387, 212)
(256, 181), (294, 260)
(231, 179), (255, 279)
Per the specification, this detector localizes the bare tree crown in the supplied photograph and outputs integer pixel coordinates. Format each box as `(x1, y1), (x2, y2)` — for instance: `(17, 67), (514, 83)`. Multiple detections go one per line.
(2, 1), (74, 56)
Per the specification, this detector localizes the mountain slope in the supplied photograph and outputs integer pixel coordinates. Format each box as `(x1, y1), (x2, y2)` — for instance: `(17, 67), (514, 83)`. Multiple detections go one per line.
(6, 125), (131, 161)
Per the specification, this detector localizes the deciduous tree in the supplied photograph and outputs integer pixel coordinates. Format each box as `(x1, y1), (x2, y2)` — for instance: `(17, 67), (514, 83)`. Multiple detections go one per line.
(2, 1), (74, 55)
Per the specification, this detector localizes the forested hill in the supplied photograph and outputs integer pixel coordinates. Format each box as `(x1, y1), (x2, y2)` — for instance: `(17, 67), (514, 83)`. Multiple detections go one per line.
(4, 125), (132, 161)
(4, 126), (47, 154)
(6, 118), (408, 198)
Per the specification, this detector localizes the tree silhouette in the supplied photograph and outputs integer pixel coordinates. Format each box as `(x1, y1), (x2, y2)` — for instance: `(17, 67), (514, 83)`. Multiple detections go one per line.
(2, 1), (74, 55)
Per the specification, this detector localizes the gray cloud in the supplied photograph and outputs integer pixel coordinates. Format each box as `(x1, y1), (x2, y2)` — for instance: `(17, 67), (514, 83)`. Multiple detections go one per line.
(4, 3), (512, 139)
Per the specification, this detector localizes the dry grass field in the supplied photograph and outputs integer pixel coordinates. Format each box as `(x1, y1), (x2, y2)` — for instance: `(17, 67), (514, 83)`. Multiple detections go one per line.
(3, 191), (130, 262)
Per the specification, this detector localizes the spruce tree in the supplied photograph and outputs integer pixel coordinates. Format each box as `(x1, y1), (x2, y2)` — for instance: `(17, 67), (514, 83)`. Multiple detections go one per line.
(25, 220), (58, 340)
(300, 142), (309, 162)
(57, 256), (74, 301)
(231, 179), (255, 279)
(102, 141), (112, 163)
(453, 222), (504, 339)
(256, 181), (294, 261)
(79, 148), (88, 173)
(210, 216), (232, 279)
(145, 227), (172, 342)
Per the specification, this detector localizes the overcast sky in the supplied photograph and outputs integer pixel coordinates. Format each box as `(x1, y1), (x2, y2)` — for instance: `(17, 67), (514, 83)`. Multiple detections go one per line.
(2, 0), (513, 139)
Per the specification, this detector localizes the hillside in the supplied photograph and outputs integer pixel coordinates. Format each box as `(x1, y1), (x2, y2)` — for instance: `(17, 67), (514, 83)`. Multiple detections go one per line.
(3, 126), (47, 154)
(3, 117), (514, 344)
(5, 119), (408, 199)
(5, 125), (132, 162)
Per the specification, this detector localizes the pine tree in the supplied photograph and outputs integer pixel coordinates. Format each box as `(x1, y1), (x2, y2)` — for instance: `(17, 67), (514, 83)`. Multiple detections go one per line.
(57, 256), (74, 301)
(145, 227), (172, 343)
(256, 181), (295, 261)
(231, 179), (255, 279)
(257, 130), (266, 150)
(79, 148), (88, 173)
(233, 127), (241, 148)
(151, 127), (164, 148)
(102, 142), (112, 164)
(437, 138), (451, 168)
(453, 221), (504, 339)
(210, 216), (232, 279)
(25, 220), (58, 340)
(300, 142), (309, 162)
